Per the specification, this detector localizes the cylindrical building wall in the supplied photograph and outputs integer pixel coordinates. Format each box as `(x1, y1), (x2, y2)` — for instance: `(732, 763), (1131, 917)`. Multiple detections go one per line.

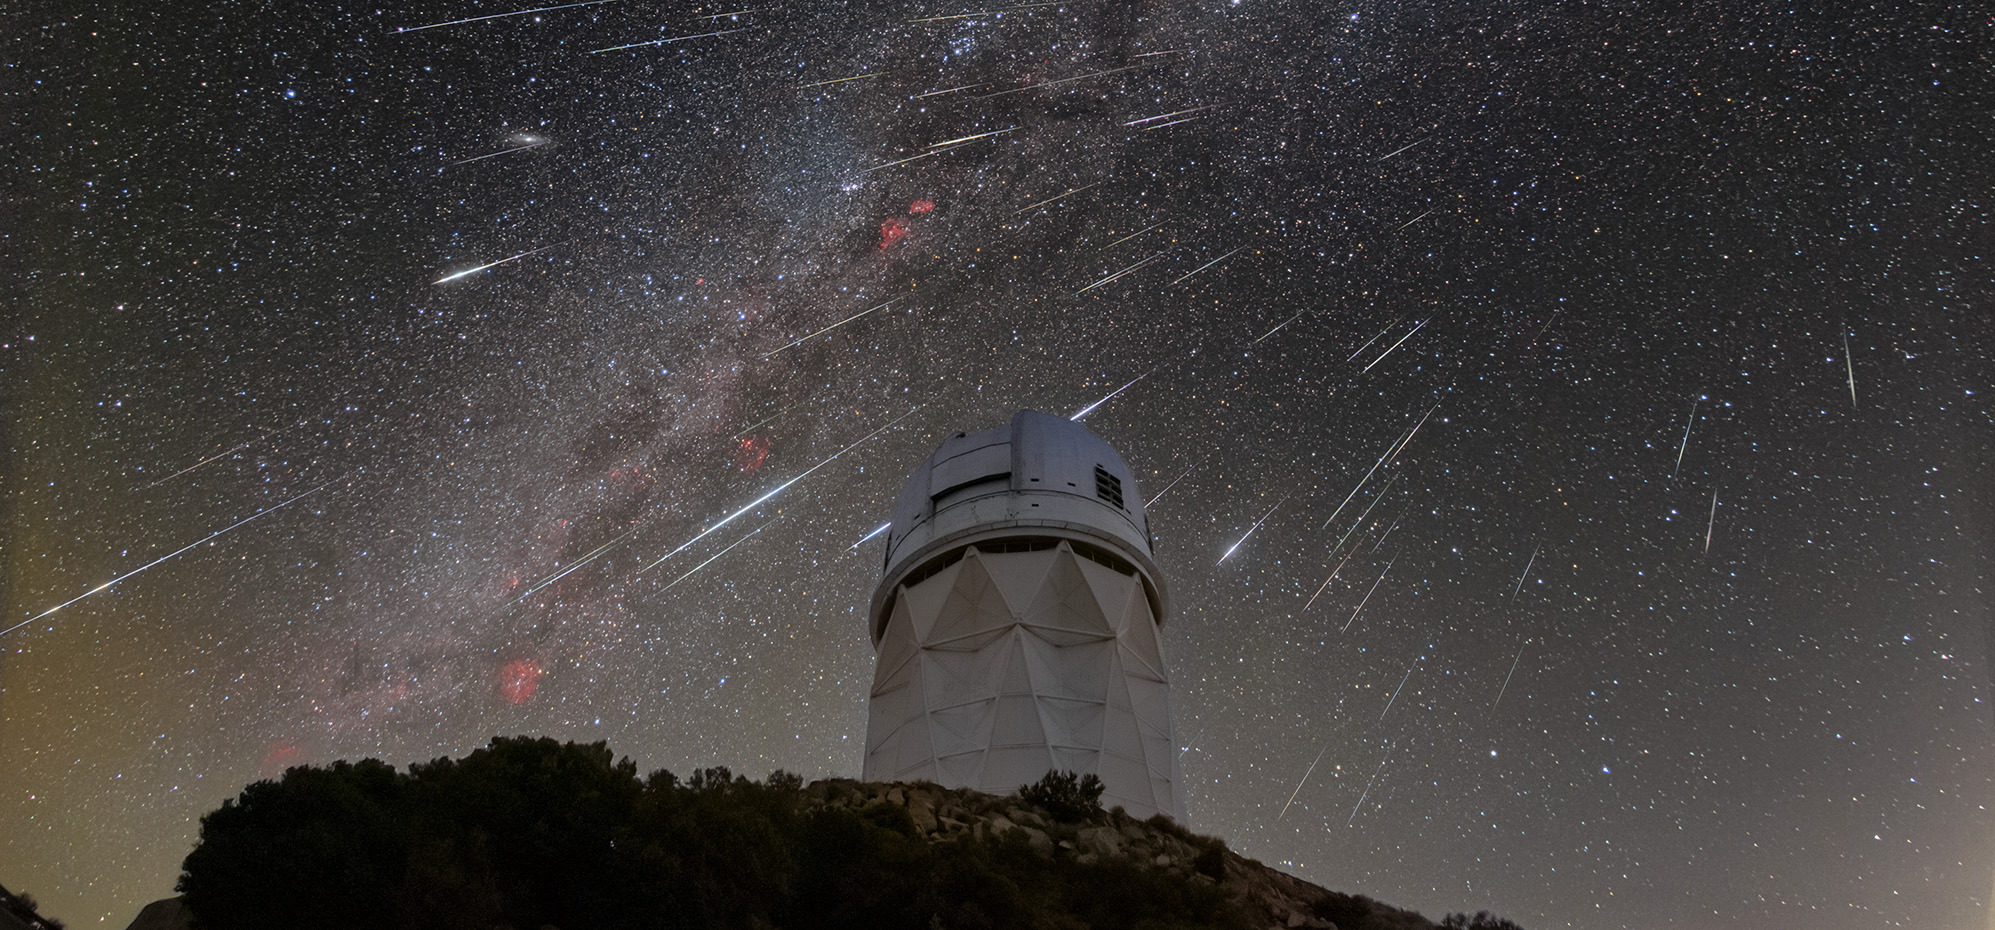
(863, 410), (1186, 823)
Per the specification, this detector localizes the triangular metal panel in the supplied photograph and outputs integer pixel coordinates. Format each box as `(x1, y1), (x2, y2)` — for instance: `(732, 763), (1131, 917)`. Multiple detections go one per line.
(977, 548), (1054, 616)
(901, 563), (960, 643)
(936, 750), (986, 787)
(1024, 546), (1113, 635)
(990, 693), (1047, 747)
(1073, 557), (1139, 633)
(929, 551), (1014, 645)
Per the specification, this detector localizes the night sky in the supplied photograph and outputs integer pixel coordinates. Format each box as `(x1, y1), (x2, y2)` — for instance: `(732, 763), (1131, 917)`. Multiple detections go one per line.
(5, 1), (1991, 927)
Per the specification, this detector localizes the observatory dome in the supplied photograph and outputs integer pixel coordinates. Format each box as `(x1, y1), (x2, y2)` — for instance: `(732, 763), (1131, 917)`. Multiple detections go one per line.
(863, 410), (1186, 823)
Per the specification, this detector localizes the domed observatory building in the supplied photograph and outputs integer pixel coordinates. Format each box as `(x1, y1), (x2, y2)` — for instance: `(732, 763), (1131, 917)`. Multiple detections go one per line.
(864, 410), (1187, 823)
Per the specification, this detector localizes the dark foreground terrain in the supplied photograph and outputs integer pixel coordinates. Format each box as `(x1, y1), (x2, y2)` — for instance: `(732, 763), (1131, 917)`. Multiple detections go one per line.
(162, 737), (1522, 930)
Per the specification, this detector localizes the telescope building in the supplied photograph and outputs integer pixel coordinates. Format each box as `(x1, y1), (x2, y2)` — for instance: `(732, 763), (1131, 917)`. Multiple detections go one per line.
(862, 409), (1187, 823)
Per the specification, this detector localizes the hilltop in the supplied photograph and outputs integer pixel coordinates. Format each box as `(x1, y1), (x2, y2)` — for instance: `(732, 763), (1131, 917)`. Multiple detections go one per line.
(157, 737), (1520, 930)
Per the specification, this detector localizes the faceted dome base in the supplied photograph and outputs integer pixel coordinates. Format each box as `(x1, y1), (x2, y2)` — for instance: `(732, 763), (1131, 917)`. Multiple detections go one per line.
(863, 540), (1186, 823)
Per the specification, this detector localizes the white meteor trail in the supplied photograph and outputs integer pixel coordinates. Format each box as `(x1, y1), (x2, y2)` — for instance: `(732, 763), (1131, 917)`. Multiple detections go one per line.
(766, 295), (908, 356)
(1342, 556), (1395, 632)
(1170, 246), (1244, 286)
(1379, 659), (1418, 721)
(638, 408), (917, 573)
(1671, 396), (1698, 479)
(589, 27), (746, 53)
(1348, 739), (1397, 826)
(1220, 491), (1293, 564)
(662, 519), (775, 590)
(1252, 309), (1309, 345)
(1361, 316), (1430, 373)
(514, 523), (644, 602)
(847, 521), (891, 552)
(1011, 181), (1103, 215)
(433, 246), (553, 284)
(1330, 474), (1397, 553)
(1145, 464), (1197, 507)
(1843, 331), (1858, 408)
(1301, 547), (1362, 613)
(1704, 487), (1719, 553)
(1346, 319), (1400, 362)
(1511, 544), (1540, 597)
(395, 0), (620, 33)
(1491, 641), (1528, 712)
(5, 482), (331, 638)
(451, 140), (548, 165)
(1075, 251), (1168, 294)
(1376, 135), (1430, 161)
(1277, 739), (1335, 821)
(1070, 370), (1150, 421)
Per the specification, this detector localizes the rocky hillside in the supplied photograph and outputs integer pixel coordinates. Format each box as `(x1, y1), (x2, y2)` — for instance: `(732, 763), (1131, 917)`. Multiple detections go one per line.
(162, 738), (1517, 930)
(802, 778), (1438, 930)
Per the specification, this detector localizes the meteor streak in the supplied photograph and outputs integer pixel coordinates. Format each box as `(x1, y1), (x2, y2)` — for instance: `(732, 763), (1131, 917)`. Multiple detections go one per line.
(1169, 246), (1244, 285)
(138, 419), (305, 490)
(514, 523), (643, 602)
(1511, 544), (1540, 597)
(1342, 556), (1394, 632)
(1361, 316), (1430, 373)
(1319, 431), (1402, 531)
(1070, 370), (1149, 421)
(433, 245), (553, 284)
(1348, 740), (1396, 826)
(1277, 739), (1334, 821)
(1126, 106), (1211, 127)
(767, 295), (908, 355)
(847, 521), (891, 551)
(1221, 492), (1294, 564)
(978, 61), (1160, 99)
(661, 519), (775, 590)
(1491, 641), (1527, 711)
(1379, 659), (1418, 721)
(1145, 464), (1196, 507)
(452, 140), (549, 165)
(1011, 181), (1103, 215)
(1395, 207), (1436, 231)
(1075, 251), (1167, 294)
(590, 28), (745, 53)
(5, 482), (331, 637)
(1376, 135), (1430, 161)
(1704, 487), (1719, 553)
(1346, 319), (1400, 362)
(799, 72), (885, 88)
(1843, 330), (1858, 408)
(638, 408), (917, 573)
(1100, 222), (1162, 249)
(1252, 309), (1308, 345)
(395, 0), (620, 33)
(1671, 397), (1697, 479)
(1301, 546), (1362, 613)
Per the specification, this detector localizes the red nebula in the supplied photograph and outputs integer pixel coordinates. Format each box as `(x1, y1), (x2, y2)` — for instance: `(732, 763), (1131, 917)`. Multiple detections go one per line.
(736, 436), (770, 472)
(261, 740), (304, 779)
(909, 199), (935, 214)
(879, 216), (910, 249)
(500, 659), (541, 704)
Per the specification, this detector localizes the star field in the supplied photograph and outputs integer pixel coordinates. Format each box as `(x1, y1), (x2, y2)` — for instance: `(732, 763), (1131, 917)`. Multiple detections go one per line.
(4, 1), (1990, 927)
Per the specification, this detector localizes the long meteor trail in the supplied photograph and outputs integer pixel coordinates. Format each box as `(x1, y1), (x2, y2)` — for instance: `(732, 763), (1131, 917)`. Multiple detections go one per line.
(1348, 740), (1397, 826)
(5, 482), (332, 637)
(662, 519), (775, 590)
(1070, 370), (1150, 420)
(638, 408), (917, 573)
(433, 245), (554, 284)
(1278, 739), (1335, 821)
(395, 0), (619, 33)
(1220, 491), (1294, 564)
(1671, 396), (1698, 479)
